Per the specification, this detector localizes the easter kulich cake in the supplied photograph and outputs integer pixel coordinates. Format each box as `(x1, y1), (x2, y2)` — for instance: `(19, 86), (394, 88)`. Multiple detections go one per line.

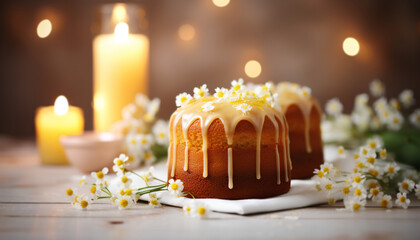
(167, 81), (292, 199)
(274, 82), (324, 179)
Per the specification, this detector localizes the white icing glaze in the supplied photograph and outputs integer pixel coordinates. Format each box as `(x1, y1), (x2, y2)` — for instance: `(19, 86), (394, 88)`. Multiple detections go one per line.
(169, 95), (290, 188)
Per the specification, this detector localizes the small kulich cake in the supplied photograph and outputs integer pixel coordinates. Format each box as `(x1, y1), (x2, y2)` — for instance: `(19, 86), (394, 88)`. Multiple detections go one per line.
(274, 82), (324, 179)
(167, 80), (291, 199)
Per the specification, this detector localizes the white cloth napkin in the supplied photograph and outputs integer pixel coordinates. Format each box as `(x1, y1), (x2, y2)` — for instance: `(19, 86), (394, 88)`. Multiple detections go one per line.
(110, 146), (346, 215)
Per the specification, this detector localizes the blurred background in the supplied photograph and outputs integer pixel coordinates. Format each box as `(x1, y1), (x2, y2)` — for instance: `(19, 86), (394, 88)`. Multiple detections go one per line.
(1, 0), (419, 137)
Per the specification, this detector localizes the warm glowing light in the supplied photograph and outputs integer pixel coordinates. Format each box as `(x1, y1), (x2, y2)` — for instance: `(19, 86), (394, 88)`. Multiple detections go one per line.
(178, 24), (196, 41)
(113, 4), (127, 22)
(37, 19), (52, 38)
(342, 37), (360, 56)
(244, 60), (262, 78)
(54, 95), (69, 116)
(94, 93), (105, 111)
(212, 0), (230, 7)
(114, 22), (129, 42)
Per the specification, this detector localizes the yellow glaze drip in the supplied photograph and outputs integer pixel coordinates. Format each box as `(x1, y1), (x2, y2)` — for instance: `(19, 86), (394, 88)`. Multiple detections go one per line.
(169, 96), (290, 189)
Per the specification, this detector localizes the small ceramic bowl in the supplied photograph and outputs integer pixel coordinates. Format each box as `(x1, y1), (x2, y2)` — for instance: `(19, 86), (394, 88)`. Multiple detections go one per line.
(60, 131), (123, 173)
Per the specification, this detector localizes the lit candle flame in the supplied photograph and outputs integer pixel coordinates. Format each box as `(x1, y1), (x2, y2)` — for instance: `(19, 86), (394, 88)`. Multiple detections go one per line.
(112, 4), (128, 23)
(114, 22), (129, 42)
(37, 19), (52, 38)
(54, 95), (69, 116)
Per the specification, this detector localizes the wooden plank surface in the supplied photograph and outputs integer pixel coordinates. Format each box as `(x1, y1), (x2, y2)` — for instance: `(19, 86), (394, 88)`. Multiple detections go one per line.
(1, 137), (420, 240)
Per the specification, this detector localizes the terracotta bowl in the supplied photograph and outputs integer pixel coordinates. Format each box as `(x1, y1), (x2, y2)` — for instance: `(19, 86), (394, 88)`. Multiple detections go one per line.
(60, 131), (123, 173)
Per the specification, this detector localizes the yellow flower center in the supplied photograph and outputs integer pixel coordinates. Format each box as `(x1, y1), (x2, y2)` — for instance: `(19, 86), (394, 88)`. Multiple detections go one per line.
(401, 182), (409, 190)
(393, 118), (399, 124)
(198, 90), (205, 97)
(171, 183), (179, 191)
(66, 188), (73, 196)
(125, 189), (132, 196)
(150, 199), (159, 205)
(79, 179), (86, 186)
(354, 154), (360, 160)
(369, 142), (376, 149)
(342, 187), (350, 195)
(400, 196), (406, 203)
(362, 149), (368, 155)
(145, 153), (152, 159)
(357, 162), (364, 169)
(323, 167), (330, 173)
(121, 176), (129, 183)
(380, 199), (389, 208)
(317, 171), (324, 178)
(158, 132), (165, 138)
(116, 159), (124, 166)
(355, 188), (362, 196)
(353, 203), (361, 211)
(131, 139), (136, 145)
(338, 148), (344, 154)
(80, 200), (88, 209)
(233, 84), (241, 91)
(120, 199), (129, 208)
(216, 91), (224, 98)
(328, 198), (335, 205)
(325, 184), (332, 190)
(74, 196), (79, 203)
(388, 167), (394, 173)
(141, 139), (147, 144)
(354, 176), (362, 183)
(184, 206), (191, 212)
(368, 182), (377, 189)
(90, 186), (96, 194)
(367, 157), (375, 165)
(197, 206), (206, 216)
(371, 188), (379, 196)
(369, 169), (378, 177)
(380, 150), (387, 159)
(120, 189), (125, 196)
(96, 171), (104, 179)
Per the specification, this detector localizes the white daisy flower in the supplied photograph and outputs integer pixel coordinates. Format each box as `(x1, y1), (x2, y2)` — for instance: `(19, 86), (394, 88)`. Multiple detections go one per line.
(135, 93), (149, 107)
(168, 179), (184, 197)
(368, 188), (382, 201)
(344, 197), (366, 212)
(72, 194), (91, 210)
(325, 98), (343, 117)
(193, 84), (209, 99)
(152, 120), (169, 145)
(91, 167), (109, 188)
(355, 93), (369, 108)
(255, 83), (272, 97)
(389, 98), (401, 110)
(398, 178), (415, 193)
(175, 92), (193, 107)
(415, 184), (420, 199)
(144, 98), (161, 122)
(201, 102), (215, 112)
(148, 193), (161, 208)
(119, 175), (133, 189)
(234, 103), (252, 114)
(65, 188), (75, 201)
(337, 146), (345, 159)
(351, 173), (366, 188)
(140, 167), (155, 184)
(379, 148), (387, 160)
(299, 86), (311, 98)
(214, 87), (229, 99)
(231, 78), (244, 92)
(369, 79), (385, 97)
(363, 150), (377, 166)
(387, 111), (403, 131)
(117, 196), (135, 210)
(370, 116), (382, 130)
(395, 192), (410, 209)
(385, 163), (400, 178)
(366, 136), (383, 150)
(137, 134), (154, 149)
(122, 103), (137, 120)
(184, 201), (209, 218)
(183, 204), (193, 215)
(142, 150), (156, 165)
(113, 153), (130, 176)
(373, 97), (388, 113)
(409, 109), (420, 128)
(399, 89), (415, 108)
(378, 194), (393, 209)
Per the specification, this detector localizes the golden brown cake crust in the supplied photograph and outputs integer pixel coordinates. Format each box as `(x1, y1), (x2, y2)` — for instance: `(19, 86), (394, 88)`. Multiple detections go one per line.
(168, 117), (291, 199)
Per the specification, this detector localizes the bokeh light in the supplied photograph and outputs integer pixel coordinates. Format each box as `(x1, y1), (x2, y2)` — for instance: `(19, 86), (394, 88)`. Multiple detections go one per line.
(178, 24), (196, 41)
(342, 37), (360, 56)
(212, 0), (230, 8)
(244, 60), (262, 78)
(37, 19), (52, 38)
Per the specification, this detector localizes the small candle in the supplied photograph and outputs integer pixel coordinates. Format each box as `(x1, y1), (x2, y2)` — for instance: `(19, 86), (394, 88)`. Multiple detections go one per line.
(35, 95), (84, 165)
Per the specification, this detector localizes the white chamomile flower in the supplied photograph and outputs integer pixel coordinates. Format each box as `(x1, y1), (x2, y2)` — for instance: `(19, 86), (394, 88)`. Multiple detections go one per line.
(152, 120), (169, 145)
(72, 194), (91, 210)
(176, 92), (193, 107)
(320, 162), (338, 177)
(140, 167), (155, 184)
(399, 89), (414, 108)
(117, 196), (135, 210)
(359, 146), (374, 158)
(234, 103), (252, 114)
(325, 98), (343, 117)
(395, 192), (410, 209)
(214, 87), (229, 99)
(389, 98), (401, 110)
(369, 79), (385, 97)
(65, 188), (75, 200)
(370, 116), (382, 130)
(201, 102), (215, 112)
(113, 154), (130, 175)
(138, 134), (154, 149)
(373, 97), (388, 113)
(387, 111), (403, 131)
(378, 194), (393, 209)
(379, 148), (387, 160)
(183, 204), (193, 215)
(355, 93), (369, 108)
(231, 78), (244, 92)
(135, 93), (149, 107)
(398, 178), (415, 193)
(415, 184), (420, 199)
(122, 103), (137, 120)
(299, 86), (311, 98)
(351, 173), (366, 187)
(144, 98), (161, 122)
(143, 150), (156, 165)
(368, 188), (382, 201)
(119, 175), (133, 189)
(255, 83), (272, 97)
(78, 175), (88, 186)
(366, 137), (383, 150)
(337, 146), (345, 158)
(409, 109), (420, 128)
(193, 84), (209, 99)
(385, 163), (400, 178)
(185, 201), (209, 218)
(149, 193), (161, 208)
(363, 150), (377, 166)
(344, 197), (366, 212)
(91, 167), (109, 188)
(168, 179), (184, 197)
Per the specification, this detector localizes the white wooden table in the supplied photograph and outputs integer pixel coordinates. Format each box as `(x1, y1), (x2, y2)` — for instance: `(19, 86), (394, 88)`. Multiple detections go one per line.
(1, 136), (419, 240)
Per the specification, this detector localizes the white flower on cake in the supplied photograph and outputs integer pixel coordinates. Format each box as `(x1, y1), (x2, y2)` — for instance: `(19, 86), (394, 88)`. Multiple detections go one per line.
(398, 178), (415, 193)
(152, 120), (169, 145)
(395, 192), (410, 209)
(378, 194), (393, 209)
(193, 84), (209, 99)
(409, 109), (420, 128)
(168, 179), (184, 196)
(91, 167), (109, 188)
(387, 111), (403, 131)
(176, 92), (193, 107)
(113, 153), (130, 176)
(234, 103), (252, 114)
(369, 79), (385, 97)
(255, 82), (272, 97)
(214, 87), (229, 99)
(399, 89), (414, 108)
(299, 86), (311, 98)
(201, 102), (215, 112)
(231, 78), (244, 92)
(325, 98), (343, 117)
